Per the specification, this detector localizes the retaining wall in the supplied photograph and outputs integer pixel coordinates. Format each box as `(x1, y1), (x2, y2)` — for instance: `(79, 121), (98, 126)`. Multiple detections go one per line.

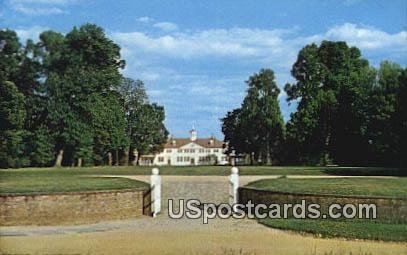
(238, 187), (407, 221)
(0, 188), (151, 226)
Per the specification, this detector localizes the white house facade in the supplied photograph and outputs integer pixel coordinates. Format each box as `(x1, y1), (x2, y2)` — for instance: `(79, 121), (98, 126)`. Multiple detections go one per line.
(139, 129), (228, 166)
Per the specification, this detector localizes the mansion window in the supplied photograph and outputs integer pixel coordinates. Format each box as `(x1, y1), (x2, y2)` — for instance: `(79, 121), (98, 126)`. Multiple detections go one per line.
(199, 156), (212, 162)
(158, 157), (164, 162)
(199, 149), (204, 153)
(166, 149), (172, 153)
(177, 149), (182, 153)
(213, 149), (219, 153)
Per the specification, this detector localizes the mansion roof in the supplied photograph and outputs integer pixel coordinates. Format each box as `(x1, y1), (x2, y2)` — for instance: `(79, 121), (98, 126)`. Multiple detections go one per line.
(164, 137), (224, 149)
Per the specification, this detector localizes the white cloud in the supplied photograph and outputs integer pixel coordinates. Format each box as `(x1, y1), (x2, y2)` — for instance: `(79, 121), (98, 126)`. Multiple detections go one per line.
(112, 28), (292, 59)
(12, 0), (77, 4)
(153, 22), (178, 32)
(113, 23), (406, 61)
(324, 23), (407, 51)
(8, 0), (78, 15)
(11, 4), (66, 15)
(138, 70), (161, 81)
(137, 16), (154, 23)
(15, 25), (49, 42)
(111, 22), (406, 135)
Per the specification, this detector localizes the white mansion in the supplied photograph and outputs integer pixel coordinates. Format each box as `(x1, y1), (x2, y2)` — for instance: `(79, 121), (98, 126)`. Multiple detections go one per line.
(139, 129), (228, 166)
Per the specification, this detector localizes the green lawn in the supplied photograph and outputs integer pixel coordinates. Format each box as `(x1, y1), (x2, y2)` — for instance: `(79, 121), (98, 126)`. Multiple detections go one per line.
(0, 174), (148, 194)
(246, 177), (407, 241)
(0, 165), (405, 194)
(259, 218), (407, 242)
(1, 165), (405, 176)
(246, 177), (407, 198)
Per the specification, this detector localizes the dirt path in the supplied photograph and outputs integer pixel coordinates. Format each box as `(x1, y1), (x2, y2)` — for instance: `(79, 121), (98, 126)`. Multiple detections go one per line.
(1, 176), (406, 255)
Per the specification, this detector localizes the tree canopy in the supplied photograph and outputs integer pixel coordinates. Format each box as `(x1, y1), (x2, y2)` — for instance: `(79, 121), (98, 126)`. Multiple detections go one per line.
(0, 25), (168, 168)
(223, 42), (405, 167)
(1, 25), (405, 168)
(222, 69), (285, 165)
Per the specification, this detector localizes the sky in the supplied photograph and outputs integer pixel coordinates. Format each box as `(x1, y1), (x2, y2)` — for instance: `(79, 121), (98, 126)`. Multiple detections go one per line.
(1, 0), (406, 138)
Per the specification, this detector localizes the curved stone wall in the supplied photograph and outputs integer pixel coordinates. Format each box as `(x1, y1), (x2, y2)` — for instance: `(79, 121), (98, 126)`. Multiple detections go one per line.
(0, 188), (151, 226)
(238, 187), (407, 221)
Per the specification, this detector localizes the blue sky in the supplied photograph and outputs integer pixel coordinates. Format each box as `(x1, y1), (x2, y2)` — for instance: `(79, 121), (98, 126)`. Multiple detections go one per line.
(1, 0), (406, 138)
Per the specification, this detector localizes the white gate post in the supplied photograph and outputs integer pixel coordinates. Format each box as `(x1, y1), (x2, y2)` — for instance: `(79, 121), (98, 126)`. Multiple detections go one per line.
(150, 168), (161, 217)
(229, 167), (239, 205)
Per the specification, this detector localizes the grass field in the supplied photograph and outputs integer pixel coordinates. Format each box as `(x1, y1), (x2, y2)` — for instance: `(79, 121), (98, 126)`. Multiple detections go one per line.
(0, 165), (405, 194)
(1, 165), (405, 176)
(246, 177), (407, 198)
(0, 174), (148, 194)
(246, 177), (407, 241)
(259, 218), (407, 242)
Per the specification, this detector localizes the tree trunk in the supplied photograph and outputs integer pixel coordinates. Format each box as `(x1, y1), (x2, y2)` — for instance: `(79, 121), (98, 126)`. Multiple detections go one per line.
(77, 158), (82, 167)
(136, 151), (141, 165)
(107, 152), (112, 166)
(323, 129), (332, 165)
(54, 149), (64, 167)
(123, 147), (130, 166)
(258, 151), (262, 165)
(266, 153), (272, 165)
(266, 144), (272, 165)
(115, 149), (119, 166)
(131, 149), (138, 166)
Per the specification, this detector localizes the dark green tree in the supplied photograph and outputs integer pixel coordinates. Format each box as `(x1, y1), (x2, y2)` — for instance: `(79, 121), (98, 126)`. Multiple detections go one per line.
(0, 30), (21, 83)
(0, 81), (29, 168)
(130, 103), (168, 164)
(285, 41), (373, 165)
(28, 125), (54, 167)
(91, 90), (128, 166)
(116, 78), (148, 165)
(117, 78), (168, 165)
(222, 108), (245, 154)
(365, 61), (406, 166)
(39, 24), (126, 166)
(222, 69), (285, 165)
(1, 26), (169, 168)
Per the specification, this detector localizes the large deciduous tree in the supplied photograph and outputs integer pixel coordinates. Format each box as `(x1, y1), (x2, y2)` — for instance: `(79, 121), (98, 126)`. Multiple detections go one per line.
(39, 24), (126, 167)
(117, 78), (168, 165)
(284, 41), (373, 165)
(0, 29), (41, 168)
(1, 26), (169, 168)
(222, 69), (285, 165)
(0, 81), (28, 168)
(366, 61), (406, 166)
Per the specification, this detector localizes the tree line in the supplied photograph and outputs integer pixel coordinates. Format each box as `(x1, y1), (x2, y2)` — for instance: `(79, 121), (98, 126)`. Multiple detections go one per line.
(222, 41), (406, 167)
(0, 24), (168, 168)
